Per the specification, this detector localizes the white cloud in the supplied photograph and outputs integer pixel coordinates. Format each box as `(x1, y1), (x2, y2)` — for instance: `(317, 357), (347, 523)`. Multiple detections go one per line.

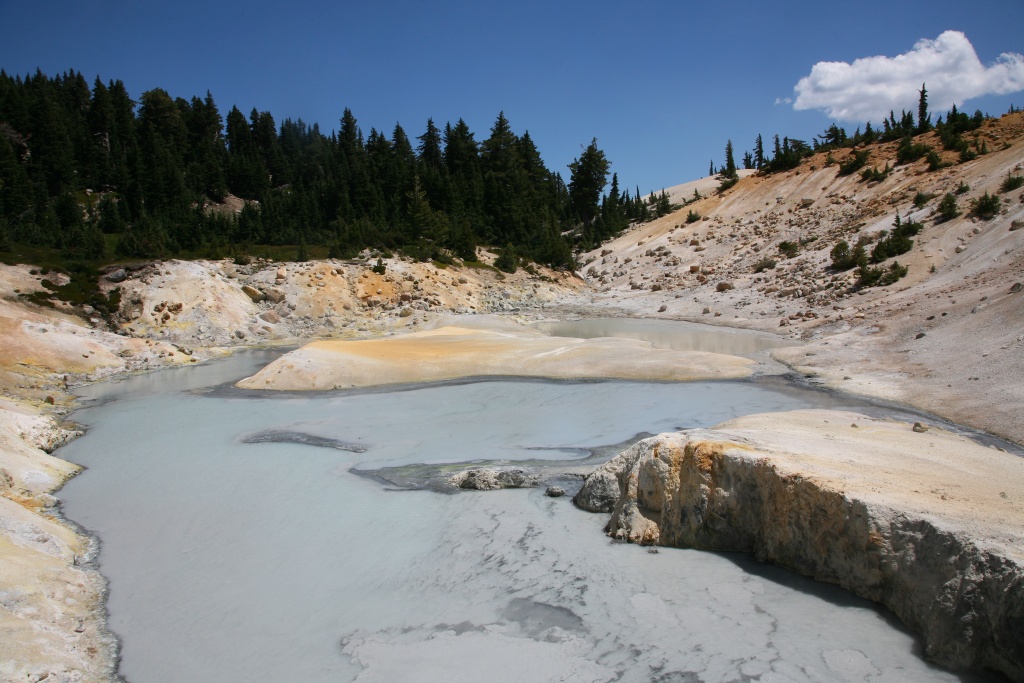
(792, 31), (1024, 122)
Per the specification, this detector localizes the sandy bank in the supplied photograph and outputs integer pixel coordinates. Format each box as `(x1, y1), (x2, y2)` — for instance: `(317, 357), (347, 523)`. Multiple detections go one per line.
(575, 409), (1024, 678)
(235, 325), (755, 390)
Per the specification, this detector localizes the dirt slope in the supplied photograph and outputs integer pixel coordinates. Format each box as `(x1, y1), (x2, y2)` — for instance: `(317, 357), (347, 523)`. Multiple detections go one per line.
(581, 112), (1024, 444)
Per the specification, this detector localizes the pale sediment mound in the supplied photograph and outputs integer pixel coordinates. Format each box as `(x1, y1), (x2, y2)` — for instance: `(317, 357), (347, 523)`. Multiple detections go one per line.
(235, 325), (754, 390)
(575, 409), (1024, 678)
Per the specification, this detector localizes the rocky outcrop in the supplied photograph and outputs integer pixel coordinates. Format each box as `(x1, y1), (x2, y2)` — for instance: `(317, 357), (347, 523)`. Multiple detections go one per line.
(574, 413), (1024, 680)
(449, 468), (539, 491)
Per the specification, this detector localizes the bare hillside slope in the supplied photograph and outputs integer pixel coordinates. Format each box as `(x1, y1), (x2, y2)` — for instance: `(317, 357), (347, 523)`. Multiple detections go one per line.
(581, 112), (1024, 444)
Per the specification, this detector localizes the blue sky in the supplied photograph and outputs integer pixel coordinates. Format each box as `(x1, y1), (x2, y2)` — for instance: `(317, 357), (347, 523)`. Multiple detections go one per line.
(1, 0), (1022, 195)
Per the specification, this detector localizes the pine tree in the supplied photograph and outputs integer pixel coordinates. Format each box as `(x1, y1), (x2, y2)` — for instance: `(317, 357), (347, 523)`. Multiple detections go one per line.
(723, 140), (738, 179)
(416, 118), (445, 209)
(917, 83), (931, 134)
(568, 138), (609, 230)
(754, 134), (764, 170)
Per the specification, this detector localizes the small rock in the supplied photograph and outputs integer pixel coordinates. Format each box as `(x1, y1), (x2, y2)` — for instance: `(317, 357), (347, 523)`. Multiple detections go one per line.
(1010, 283), (1022, 294)
(545, 486), (565, 498)
(105, 268), (128, 283)
(915, 332), (926, 339)
(259, 310), (281, 324)
(234, 330), (246, 339)
(912, 422), (930, 433)
(241, 285), (265, 303)
(45, 396), (55, 405)
(658, 305), (667, 312)
(399, 307), (413, 317)
(451, 468), (538, 490)
(573, 469), (620, 512)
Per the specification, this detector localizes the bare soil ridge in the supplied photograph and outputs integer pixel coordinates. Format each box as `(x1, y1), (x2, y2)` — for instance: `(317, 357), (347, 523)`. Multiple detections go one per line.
(236, 325), (753, 389)
(582, 112), (1024, 445)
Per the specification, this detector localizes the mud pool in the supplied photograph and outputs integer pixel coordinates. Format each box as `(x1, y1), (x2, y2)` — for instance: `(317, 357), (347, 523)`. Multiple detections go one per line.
(534, 317), (792, 354)
(56, 347), (979, 682)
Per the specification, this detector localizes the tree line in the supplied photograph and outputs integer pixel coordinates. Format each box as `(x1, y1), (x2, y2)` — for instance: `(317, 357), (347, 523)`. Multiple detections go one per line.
(0, 69), (654, 267)
(716, 85), (994, 178)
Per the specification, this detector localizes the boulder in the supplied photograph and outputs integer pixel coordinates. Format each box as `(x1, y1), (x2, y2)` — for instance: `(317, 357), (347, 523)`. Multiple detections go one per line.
(450, 468), (538, 491)
(572, 466), (620, 512)
(105, 268), (128, 283)
(241, 285), (265, 303)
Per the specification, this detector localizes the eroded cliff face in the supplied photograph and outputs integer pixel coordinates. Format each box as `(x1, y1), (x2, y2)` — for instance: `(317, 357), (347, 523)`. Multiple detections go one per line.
(574, 413), (1024, 680)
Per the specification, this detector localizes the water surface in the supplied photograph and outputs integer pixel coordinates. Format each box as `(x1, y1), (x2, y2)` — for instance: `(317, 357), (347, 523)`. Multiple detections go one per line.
(56, 346), (974, 682)
(534, 317), (792, 354)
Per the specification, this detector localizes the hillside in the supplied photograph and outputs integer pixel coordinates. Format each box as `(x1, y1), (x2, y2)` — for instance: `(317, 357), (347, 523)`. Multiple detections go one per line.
(580, 111), (1024, 445)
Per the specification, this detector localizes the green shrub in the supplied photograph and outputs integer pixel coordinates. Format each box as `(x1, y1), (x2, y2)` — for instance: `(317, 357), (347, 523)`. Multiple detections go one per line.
(371, 258), (386, 275)
(926, 150), (949, 171)
(869, 214), (922, 263)
(896, 138), (932, 165)
(857, 260), (908, 288)
(955, 181), (970, 195)
(686, 210), (701, 224)
(718, 176), (738, 192)
(1000, 174), (1024, 193)
(778, 241), (799, 258)
(935, 193), (961, 222)
(752, 257), (777, 273)
(830, 240), (865, 271)
(913, 191), (935, 209)
(970, 192), (1001, 219)
(838, 149), (870, 176)
(494, 244), (518, 273)
(860, 164), (890, 182)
